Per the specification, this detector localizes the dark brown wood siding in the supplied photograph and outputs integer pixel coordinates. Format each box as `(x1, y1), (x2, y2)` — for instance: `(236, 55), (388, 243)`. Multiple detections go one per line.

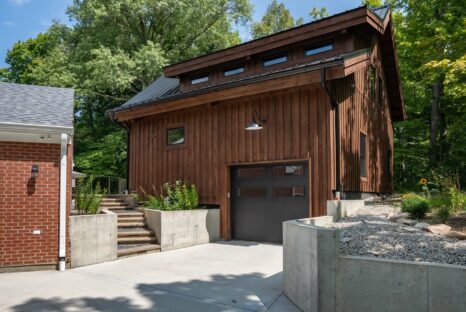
(335, 38), (393, 194)
(128, 85), (335, 238)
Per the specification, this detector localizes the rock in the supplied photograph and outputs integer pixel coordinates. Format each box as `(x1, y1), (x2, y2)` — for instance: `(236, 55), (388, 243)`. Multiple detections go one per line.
(389, 212), (409, 221)
(397, 218), (417, 226)
(426, 224), (452, 235)
(415, 258), (422, 262)
(341, 237), (351, 243)
(445, 231), (466, 240)
(414, 222), (430, 230)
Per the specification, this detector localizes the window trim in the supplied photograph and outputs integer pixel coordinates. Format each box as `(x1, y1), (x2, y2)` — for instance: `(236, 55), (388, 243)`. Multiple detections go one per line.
(263, 53), (288, 67)
(360, 132), (367, 179)
(304, 42), (333, 57)
(166, 126), (186, 146)
(191, 74), (209, 85)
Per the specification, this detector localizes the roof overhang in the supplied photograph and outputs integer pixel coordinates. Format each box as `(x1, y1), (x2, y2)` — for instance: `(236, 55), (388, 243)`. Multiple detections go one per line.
(111, 51), (372, 122)
(0, 122), (73, 144)
(163, 6), (386, 78)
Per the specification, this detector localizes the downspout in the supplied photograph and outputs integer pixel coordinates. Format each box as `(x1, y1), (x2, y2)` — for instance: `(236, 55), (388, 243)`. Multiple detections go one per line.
(59, 133), (68, 271)
(110, 114), (130, 193)
(321, 68), (342, 199)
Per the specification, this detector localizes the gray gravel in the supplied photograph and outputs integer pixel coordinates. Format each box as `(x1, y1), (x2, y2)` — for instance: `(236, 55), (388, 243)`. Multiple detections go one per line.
(330, 205), (466, 266)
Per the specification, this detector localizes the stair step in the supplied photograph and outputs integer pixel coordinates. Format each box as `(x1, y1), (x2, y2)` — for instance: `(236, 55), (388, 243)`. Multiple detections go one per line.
(115, 212), (144, 217)
(101, 203), (129, 207)
(117, 244), (161, 257)
(118, 222), (145, 228)
(118, 217), (145, 223)
(107, 206), (133, 210)
(118, 237), (157, 244)
(118, 230), (154, 238)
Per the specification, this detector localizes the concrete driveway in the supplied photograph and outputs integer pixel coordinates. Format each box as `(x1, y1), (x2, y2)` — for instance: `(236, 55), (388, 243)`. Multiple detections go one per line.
(0, 241), (301, 312)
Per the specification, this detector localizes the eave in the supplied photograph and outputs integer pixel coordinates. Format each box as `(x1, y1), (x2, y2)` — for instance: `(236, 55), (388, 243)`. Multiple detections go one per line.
(163, 6), (385, 78)
(110, 51), (372, 122)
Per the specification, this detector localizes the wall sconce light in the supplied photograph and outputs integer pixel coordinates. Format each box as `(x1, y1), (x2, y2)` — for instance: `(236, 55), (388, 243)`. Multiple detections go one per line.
(245, 110), (267, 131)
(31, 164), (39, 179)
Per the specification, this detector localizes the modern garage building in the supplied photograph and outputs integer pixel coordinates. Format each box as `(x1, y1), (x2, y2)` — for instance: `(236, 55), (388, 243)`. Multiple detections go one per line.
(109, 5), (405, 243)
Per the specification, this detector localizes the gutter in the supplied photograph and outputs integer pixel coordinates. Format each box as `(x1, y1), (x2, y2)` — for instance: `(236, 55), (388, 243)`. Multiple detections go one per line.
(0, 122), (74, 134)
(321, 68), (342, 199)
(58, 133), (68, 271)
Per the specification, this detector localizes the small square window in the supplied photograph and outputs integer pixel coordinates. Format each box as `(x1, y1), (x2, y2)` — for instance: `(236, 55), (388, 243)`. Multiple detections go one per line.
(263, 54), (288, 67)
(167, 127), (185, 145)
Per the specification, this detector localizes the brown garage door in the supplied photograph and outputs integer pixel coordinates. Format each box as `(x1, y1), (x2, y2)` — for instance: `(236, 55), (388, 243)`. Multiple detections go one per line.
(231, 163), (309, 243)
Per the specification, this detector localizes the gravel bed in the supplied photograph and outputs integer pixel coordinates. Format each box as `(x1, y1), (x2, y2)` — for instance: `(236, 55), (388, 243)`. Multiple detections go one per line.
(330, 205), (466, 266)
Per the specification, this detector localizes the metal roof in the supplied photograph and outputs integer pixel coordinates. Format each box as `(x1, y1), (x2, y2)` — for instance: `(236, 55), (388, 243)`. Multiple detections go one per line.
(121, 77), (180, 108)
(111, 49), (370, 114)
(371, 5), (390, 20)
(0, 82), (74, 128)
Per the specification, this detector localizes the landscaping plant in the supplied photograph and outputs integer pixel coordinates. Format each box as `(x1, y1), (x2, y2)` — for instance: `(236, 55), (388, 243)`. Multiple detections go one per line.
(75, 176), (106, 214)
(142, 181), (199, 211)
(401, 193), (430, 219)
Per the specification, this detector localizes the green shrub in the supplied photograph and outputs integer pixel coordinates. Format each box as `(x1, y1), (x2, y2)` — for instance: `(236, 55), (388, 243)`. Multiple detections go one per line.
(75, 176), (106, 214)
(401, 193), (430, 219)
(142, 181), (199, 211)
(429, 195), (452, 223)
(450, 187), (466, 212)
(436, 205), (451, 223)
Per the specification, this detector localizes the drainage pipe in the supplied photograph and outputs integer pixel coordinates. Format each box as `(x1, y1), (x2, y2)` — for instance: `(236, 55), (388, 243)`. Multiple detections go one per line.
(59, 133), (68, 271)
(320, 68), (342, 199)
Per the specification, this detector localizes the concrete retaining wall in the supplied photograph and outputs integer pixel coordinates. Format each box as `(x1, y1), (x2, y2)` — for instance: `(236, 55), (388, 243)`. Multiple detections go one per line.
(144, 208), (220, 251)
(283, 217), (466, 312)
(70, 210), (117, 268)
(326, 200), (363, 221)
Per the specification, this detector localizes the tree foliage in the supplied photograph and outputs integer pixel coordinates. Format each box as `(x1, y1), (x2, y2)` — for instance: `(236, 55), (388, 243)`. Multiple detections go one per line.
(0, 0), (252, 178)
(251, 0), (302, 39)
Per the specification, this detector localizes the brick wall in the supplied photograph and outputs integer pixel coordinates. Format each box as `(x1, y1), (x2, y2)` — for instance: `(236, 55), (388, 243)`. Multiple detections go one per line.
(0, 141), (72, 268)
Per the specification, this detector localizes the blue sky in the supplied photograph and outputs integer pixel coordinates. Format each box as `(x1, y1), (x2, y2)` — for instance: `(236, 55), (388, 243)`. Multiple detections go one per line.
(0, 0), (362, 67)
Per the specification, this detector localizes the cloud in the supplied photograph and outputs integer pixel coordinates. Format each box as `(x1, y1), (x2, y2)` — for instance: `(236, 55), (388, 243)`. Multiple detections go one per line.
(8, 0), (30, 6)
(2, 21), (15, 27)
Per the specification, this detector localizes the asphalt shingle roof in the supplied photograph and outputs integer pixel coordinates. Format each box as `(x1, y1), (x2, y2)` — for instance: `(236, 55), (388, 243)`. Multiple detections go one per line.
(0, 82), (74, 128)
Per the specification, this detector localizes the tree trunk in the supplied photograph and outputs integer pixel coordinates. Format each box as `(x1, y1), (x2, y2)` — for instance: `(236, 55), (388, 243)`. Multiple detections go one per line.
(429, 82), (441, 165)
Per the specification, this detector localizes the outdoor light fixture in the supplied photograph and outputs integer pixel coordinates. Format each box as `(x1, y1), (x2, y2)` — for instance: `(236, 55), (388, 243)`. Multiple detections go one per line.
(245, 110), (267, 131)
(31, 164), (39, 179)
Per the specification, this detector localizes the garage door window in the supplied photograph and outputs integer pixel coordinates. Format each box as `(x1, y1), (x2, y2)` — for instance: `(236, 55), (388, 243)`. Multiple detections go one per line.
(238, 167), (266, 177)
(238, 187), (266, 197)
(273, 186), (305, 197)
(272, 165), (304, 176)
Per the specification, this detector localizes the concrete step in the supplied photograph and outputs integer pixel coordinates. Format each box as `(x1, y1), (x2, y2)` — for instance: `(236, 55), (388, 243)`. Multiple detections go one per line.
(118, 229), (154, 238)
(117, 244), (161, 258)
(118, 222), (145, 228)
(118, 237), (157, 244)
(117, 217), (145, 223)
(101, 202), (128, 207)
(115, 212), (144, 217)
(106, 206), (133, 210)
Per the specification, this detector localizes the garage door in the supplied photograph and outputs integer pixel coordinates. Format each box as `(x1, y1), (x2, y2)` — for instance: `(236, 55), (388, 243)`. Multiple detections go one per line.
(231, 163), (309, 243)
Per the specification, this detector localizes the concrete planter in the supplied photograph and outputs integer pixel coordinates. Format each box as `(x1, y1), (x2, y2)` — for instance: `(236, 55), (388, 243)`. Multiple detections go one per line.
(144, 208), (220, 251)
(283, 216), (466, 312)
(70, 210), (117, 268)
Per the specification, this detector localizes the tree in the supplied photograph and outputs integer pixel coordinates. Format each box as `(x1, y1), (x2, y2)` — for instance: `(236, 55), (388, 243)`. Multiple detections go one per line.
(391, 0), (466, 188)
(309, 7), (328, 21)
(251, 0), (302, 39)
(0, 0), (253, 178)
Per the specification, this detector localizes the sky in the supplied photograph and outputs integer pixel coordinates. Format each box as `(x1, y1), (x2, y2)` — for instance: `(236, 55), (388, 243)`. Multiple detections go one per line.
(0, 0), (362, 67)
